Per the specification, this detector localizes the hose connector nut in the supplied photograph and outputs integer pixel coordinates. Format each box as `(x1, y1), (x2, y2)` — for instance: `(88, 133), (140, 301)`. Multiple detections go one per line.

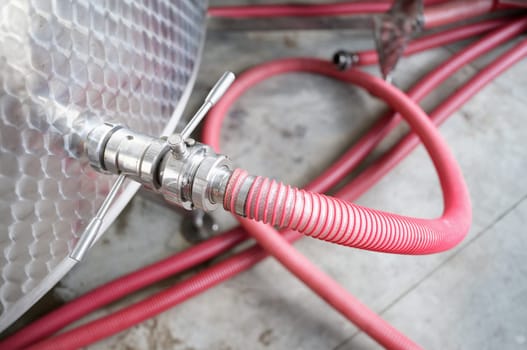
(160, 142), (232, 211)
(85, 123), (123, 173)
(333, 50), (359, 71)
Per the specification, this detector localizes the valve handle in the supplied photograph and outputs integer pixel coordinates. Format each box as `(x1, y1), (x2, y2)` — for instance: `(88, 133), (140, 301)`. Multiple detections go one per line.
(70, 174), (126, 261)
(180, 71), (235, 140)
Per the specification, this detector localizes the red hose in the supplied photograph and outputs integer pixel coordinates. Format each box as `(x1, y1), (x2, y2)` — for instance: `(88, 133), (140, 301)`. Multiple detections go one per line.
(498, 0), (527, 9)
(340, 37), (527, 201)
(204, 40), (527, 350)
(424, 0), (496, 28)
(208, 2), (390, 18)
(0, 229), (247, 350)
(205, 19), (527, 193)
(209, 0), (495, 29)
(356, 18), (508, 66)
(24, 37), (527, 350)
(3, 20), (510, 350)
(309, 18), (527, 192)
(220, 19), (527, 256)
(209, 38), (527, 349)
(222, 61), (473, 255)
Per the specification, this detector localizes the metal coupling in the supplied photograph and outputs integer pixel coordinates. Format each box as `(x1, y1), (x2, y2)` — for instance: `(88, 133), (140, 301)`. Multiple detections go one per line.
(160, 136), (232, 211)
(85, 123), (232, 211)
(84, 71), (236, 212)
(73, 72), (235, 261)
(86, 123), (170, 190)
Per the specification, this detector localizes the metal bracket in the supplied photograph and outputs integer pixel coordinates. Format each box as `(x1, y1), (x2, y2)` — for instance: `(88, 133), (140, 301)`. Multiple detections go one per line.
(373, 0), (424, 80)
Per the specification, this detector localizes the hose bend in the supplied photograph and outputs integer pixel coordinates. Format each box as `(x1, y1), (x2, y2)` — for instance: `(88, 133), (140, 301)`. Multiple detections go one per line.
(225, 166), (468, 254)
(222, 65), (472, 255)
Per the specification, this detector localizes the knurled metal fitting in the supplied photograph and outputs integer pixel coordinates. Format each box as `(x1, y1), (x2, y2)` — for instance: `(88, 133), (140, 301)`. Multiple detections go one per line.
(160, 140), (232, 211)
(86, 123), (171, 189)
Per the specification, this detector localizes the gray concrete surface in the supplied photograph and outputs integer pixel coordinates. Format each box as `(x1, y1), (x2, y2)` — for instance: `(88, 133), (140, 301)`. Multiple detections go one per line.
(20, 6), (527, 350)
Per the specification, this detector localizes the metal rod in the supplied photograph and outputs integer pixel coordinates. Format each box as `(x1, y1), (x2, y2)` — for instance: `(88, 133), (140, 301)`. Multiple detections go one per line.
(180, 72), (235, 140)
(70, 174), (126, 261)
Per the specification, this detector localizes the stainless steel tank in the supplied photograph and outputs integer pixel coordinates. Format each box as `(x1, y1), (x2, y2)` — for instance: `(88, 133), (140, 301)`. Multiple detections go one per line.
(0, 0), (208, 331)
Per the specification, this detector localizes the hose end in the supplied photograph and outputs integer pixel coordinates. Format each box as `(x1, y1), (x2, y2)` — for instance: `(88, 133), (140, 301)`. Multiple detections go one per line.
(332, 50), (359, 71)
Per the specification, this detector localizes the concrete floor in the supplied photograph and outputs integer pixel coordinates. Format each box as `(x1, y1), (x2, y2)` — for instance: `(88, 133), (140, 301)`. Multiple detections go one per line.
(39, 8), (527, 350)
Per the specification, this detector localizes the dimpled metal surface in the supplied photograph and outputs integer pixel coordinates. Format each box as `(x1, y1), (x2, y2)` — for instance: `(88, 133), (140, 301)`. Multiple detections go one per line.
(0, 0), (207, 330)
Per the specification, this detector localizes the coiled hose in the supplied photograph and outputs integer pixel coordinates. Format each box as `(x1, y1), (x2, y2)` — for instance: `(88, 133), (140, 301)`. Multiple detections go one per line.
(218, 61), (474, 254)
(213, 60), (473, 350)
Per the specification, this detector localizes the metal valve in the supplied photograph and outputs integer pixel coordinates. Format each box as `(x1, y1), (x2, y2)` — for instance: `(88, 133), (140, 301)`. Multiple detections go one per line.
(71, 72), (235, 261)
